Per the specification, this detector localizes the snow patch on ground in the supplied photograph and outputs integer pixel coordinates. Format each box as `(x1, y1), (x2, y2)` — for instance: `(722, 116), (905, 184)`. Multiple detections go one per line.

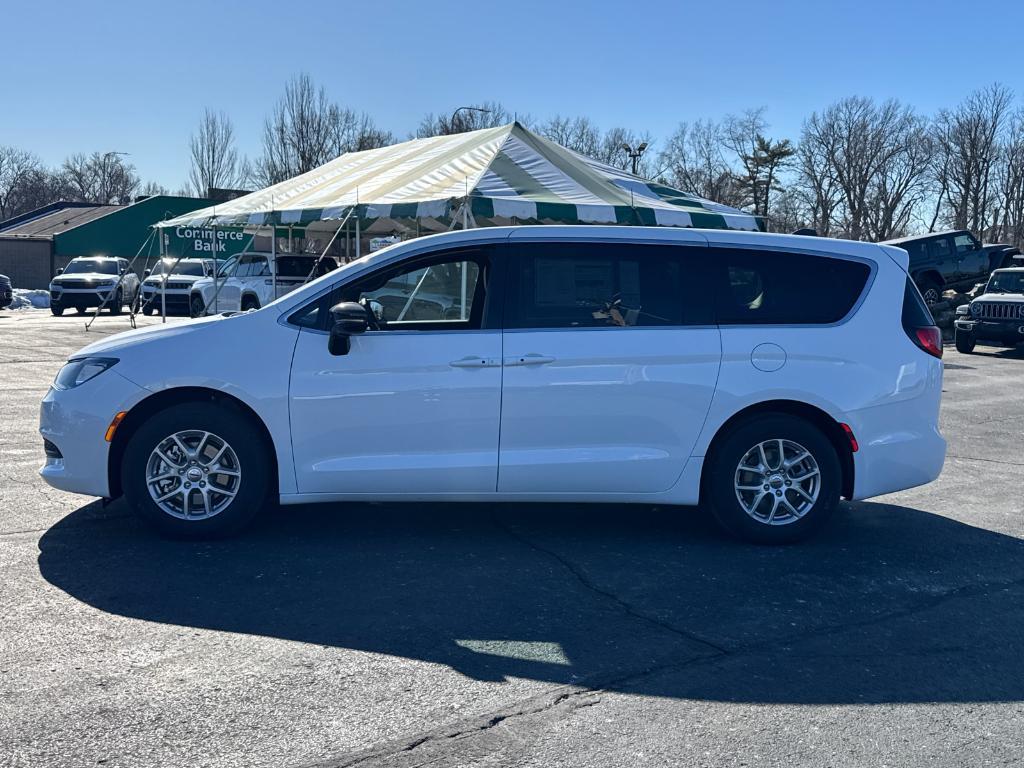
(8, 289), (51, 310)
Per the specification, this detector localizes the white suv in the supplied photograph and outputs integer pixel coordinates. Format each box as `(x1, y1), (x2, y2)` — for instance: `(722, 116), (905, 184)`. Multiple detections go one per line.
(139, 258), (215, 315)
(39, 227), (946, 543)
(49, 257), (140, 316)
(188, 252), (337, 317)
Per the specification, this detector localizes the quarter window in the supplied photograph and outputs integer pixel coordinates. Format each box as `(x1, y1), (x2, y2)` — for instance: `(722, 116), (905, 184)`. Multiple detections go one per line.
(716, 249), (871, 325)
(929, 237), (953, 261)
(503, 243), (711, 329)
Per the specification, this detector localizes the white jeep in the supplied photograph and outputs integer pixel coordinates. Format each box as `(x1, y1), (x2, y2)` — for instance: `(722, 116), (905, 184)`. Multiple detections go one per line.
(139, 258), (216, 316)
(188, 252), (338, 317)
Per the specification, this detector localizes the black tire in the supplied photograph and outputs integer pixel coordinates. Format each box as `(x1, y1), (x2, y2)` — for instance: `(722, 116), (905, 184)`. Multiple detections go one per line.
(955, 327), (976, 354)
(241, 295), (260, 312)
(190, 294), (205, 318)
(121, 401), (271, 539)
(919, 278), (942, 307)
(142, 304), (156, 316)
(75, 306), (86, 315)
(109, 290), (123, 315)
(50, 304), (64, 317)
(705, 414), (841, 544)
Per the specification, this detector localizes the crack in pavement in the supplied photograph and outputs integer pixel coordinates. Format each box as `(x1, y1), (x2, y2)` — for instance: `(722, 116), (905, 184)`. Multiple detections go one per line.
(298, 513), (1024, 768)
(948, 454), (1024, 467)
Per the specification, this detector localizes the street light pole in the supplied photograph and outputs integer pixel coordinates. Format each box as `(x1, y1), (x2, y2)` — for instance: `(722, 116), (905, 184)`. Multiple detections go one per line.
(621, 142), (649, 176)
(450, 106), (492, 134)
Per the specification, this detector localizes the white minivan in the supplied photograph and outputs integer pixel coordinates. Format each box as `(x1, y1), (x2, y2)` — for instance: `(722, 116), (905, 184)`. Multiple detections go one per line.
(39, 227), (946, 543)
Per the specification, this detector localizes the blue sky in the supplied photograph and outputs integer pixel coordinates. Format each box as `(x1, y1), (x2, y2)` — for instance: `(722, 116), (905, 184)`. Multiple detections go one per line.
(3, 0), (1023, 190)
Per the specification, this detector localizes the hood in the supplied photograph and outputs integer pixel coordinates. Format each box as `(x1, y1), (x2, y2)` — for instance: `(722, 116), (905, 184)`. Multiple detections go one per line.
(70, 315), (225, 358)
(974, 292), (1024, 303)
(52, 272), (119, 283)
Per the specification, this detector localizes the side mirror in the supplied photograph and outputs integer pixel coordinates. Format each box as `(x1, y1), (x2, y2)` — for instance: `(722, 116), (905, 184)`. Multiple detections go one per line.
(328, 301), (369, 356)
(55, 268), (63, 275)
(144, 269), (151, 277)
(120, 268), (127, 275)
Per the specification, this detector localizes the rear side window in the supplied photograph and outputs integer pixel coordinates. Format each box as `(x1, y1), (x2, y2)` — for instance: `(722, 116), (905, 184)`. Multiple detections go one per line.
(902, 277), (935, 328)
(715, 248), (871, 325)
(503, 242), (713, 329)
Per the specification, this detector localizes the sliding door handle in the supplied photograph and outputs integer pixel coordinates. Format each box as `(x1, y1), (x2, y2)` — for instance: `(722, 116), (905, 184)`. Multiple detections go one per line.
(505, 354), (556, 367)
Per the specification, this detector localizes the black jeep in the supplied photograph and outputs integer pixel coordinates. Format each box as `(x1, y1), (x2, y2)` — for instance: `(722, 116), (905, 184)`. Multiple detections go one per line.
(884, 230), (1014, 305)
(953, 267), (1024, 353)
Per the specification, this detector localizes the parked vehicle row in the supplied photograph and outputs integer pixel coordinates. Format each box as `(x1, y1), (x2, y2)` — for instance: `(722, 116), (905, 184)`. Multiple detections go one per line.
(39, 226), (947, 545)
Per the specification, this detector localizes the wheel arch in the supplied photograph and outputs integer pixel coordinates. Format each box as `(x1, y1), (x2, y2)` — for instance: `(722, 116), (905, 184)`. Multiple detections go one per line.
(108, 386), (278, 499)
(699, 399), (855, 502)
(912, 269), (944, 289)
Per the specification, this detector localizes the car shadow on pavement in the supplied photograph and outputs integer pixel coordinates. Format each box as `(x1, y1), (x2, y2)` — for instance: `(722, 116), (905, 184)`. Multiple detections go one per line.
(38, 499), (1024, 705)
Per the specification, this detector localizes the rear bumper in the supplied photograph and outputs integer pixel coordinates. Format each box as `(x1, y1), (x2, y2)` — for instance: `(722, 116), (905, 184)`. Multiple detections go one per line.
(847, 401), (946, 500)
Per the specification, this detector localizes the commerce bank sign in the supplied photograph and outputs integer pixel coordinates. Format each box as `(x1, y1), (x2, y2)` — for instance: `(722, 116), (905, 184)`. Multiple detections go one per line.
(164, 226), (249, 257)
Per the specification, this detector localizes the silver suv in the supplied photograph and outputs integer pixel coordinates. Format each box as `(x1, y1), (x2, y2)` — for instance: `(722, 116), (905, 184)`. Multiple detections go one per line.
(49, 257), (141, 316)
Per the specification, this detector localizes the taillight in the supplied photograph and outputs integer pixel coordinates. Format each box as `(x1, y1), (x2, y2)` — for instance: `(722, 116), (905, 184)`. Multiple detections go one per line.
(902, 278), (943, 359)
(913, 326), (943, 359)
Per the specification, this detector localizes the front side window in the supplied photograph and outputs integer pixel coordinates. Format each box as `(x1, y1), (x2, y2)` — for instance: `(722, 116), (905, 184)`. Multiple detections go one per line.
(217, 256), (238, 277)
(716, 248), (871, 325)
(503, 242), (710, 329)
(954, 233), (978, 255)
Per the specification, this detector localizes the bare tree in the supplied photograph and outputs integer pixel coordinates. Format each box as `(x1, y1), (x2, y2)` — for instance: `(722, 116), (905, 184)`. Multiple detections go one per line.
(58, 151), (140, 204)
(657, 120), (743, 206)
(595, 126), (656, 178)
(257, 73), (392, 185)
(188, 110), (242, 196)
(993, 109), (1024, 248)
(537, 115), (601, 156)
(0, 146), (48, 220)
(932, 84), (1013, 237)
(798, 97), (930, 240)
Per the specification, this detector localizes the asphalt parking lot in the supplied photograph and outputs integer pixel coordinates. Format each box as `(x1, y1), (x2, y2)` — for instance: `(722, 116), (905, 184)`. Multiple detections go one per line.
(2, 308), (1023, 768)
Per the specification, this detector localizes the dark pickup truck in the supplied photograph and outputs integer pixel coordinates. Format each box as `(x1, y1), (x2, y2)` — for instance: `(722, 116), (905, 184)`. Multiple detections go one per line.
(953, 267), (1024, 353)
(884, 230), (1016, 305)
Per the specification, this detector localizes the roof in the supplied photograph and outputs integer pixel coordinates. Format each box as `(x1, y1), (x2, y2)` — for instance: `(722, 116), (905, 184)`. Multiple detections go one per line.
(883, 230), (969, 245)
(159, 123), (762, 233)
(0, 203), (121, 238)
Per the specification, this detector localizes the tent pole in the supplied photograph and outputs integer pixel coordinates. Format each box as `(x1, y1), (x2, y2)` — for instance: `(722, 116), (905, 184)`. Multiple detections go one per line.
(271, 223), (278, 300)
(355, 216), (361, 259)
(159, 226), (167, 323)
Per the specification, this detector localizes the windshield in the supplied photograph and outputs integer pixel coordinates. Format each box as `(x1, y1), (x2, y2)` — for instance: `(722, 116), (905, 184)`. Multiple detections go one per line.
(217, 256), (238, 277)
(150, 260), (208, 277)
(987, 271), (1024, 293)
(64, 259), (118, 275)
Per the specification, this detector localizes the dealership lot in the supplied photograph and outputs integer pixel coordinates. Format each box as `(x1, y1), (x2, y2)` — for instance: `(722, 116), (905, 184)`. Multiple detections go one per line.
(2, 310), (1023, 767)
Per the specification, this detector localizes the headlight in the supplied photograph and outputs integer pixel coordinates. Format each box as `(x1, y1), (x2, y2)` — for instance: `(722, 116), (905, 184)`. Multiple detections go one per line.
(955, 304), (969, 316)
(53, 357), (118, 390)
(97, 279), (116, 287)
(971, 303), (982, 317)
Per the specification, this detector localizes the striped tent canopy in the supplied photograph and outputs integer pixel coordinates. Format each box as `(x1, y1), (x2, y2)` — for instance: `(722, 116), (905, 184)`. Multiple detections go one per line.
(158, 122), (762, 233)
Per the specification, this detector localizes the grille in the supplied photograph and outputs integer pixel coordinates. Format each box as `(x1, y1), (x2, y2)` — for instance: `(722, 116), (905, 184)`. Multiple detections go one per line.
(975, 302), (1024, 320)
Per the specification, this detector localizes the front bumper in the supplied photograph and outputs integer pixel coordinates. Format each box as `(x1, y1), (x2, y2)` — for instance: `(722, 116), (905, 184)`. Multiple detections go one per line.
(954, 318), (1024, 344)
(51, 287), (118, 308)
(141, 288), (190, 311)
(39, 370), (148, 497)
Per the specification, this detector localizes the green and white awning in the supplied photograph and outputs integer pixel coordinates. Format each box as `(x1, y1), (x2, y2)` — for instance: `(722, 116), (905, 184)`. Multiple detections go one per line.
(158, 122), (762, 232)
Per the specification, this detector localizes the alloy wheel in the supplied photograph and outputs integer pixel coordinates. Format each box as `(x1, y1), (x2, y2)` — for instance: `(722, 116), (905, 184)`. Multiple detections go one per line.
(145, 430), (242, 520)
(734, 439), (821, 526)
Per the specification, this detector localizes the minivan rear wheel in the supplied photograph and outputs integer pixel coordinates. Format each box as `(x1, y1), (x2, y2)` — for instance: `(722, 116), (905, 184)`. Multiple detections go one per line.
(705, 415), (841, 544)
(121, 402), (270, 538)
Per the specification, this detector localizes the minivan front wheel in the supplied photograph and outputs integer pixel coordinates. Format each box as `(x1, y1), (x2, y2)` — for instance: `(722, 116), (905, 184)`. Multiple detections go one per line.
(706, 415), (841, 544)
(122, 402), (270, 538)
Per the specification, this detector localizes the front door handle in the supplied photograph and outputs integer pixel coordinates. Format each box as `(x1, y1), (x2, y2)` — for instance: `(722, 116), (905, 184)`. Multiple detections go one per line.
(449, 356), (499, 368)
(505, 354), (556, 367)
